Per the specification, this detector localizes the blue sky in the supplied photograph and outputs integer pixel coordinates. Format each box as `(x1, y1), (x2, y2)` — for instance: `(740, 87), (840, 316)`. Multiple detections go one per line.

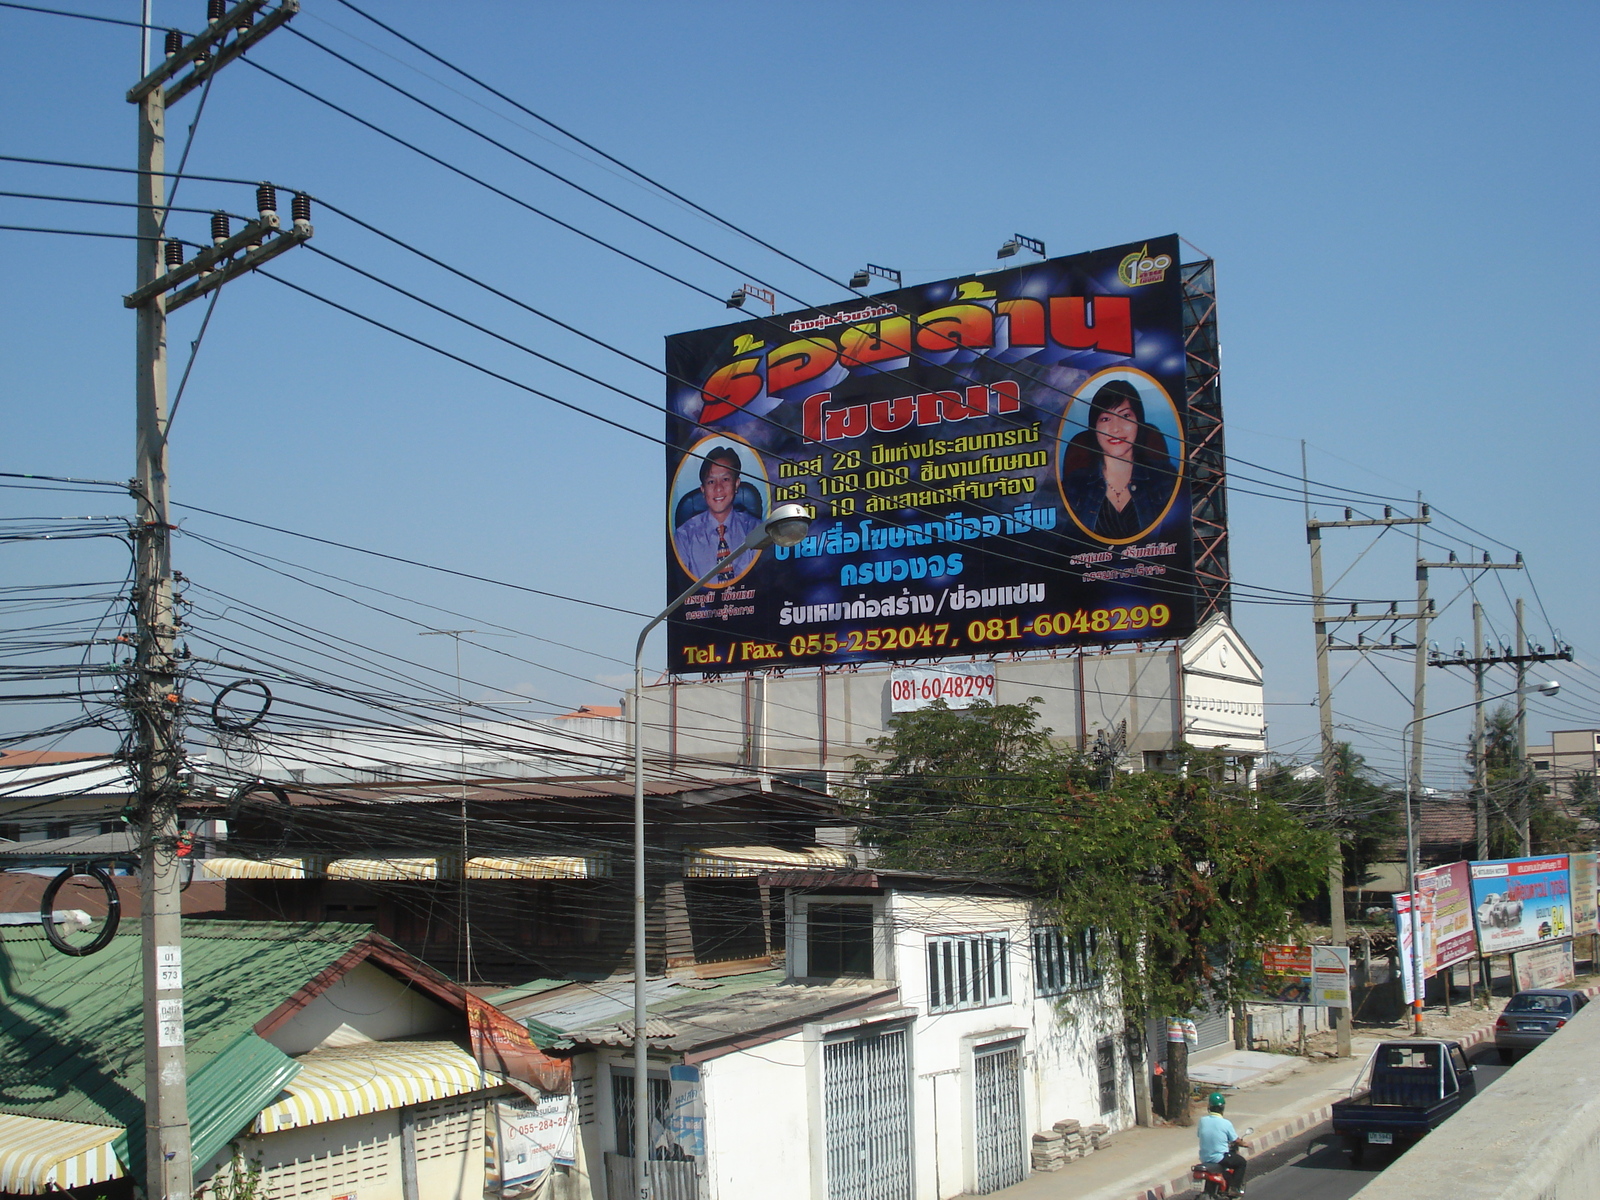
(4, 1), (1597, 788)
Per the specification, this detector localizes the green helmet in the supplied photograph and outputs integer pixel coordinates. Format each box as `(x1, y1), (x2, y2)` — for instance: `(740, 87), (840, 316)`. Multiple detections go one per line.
(1207, 1092), (1226, 1113)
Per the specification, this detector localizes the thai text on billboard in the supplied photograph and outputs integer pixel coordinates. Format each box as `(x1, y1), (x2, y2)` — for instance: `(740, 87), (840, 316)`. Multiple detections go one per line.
(1569, 851), (1598, 936)
(664, 236), (1197, 673)
(1470, 856), (1571, 955)
(1513, 941), (1576, 990)
(1254, 944), (1351, 1007)
(1417, 861), (1477, 971)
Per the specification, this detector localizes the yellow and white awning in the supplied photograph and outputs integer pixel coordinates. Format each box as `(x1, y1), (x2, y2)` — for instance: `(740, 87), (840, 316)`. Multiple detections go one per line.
(685, 845), (855, 878)
(325, 857), (439, 881)
(0, 1113), (124, 1194)
(252, 1041), (496, 1133)
(465, 854), (610, 879)
(202, 857), (314, 880)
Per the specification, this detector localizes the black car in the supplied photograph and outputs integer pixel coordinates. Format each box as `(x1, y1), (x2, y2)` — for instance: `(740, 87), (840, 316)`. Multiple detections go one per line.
(1493, 988), (1588, 1062)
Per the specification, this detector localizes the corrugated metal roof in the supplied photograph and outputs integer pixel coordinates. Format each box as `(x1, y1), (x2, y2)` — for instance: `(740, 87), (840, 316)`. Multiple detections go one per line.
(0, 831), (138, 860)
(0, 921), (372, 1130)
(494, 969), (790, 1039)
(114, 1031), (300, 1184)
(566, 983), (901, 1053)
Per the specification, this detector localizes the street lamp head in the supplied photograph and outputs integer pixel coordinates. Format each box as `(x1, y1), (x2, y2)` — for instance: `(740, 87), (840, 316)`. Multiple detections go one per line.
(762, 502), (813, 548)
(1537, 679), (1560, 696)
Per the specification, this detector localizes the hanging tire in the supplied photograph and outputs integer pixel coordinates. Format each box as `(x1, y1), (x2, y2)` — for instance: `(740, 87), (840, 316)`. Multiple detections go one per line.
(40, 863), (121, 956)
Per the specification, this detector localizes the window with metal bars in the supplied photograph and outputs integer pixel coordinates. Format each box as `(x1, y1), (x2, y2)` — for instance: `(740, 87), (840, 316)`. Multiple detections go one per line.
(1032, 926), (1101, 996)
(926, 933), (1010, 1012)
(1096, 1036), (1118, 1113)
(610, 1071), (672, 1158)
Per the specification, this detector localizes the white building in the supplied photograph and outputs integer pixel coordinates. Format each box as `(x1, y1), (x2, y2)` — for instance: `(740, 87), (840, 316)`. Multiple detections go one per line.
(497, 871), (1133, 1200)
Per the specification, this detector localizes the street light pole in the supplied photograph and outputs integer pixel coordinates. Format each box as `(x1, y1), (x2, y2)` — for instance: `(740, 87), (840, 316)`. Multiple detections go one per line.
(628, 503), (811, 1200)
(1399, 679), (1560, 1036)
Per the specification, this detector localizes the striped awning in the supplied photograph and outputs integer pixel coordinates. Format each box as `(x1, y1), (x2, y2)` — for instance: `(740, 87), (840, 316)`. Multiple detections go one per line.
(685, 845), (855, 878)
(0, 1113), (124, 1194)
(325, 857), (439, 881)
(252, 1041), (496, 1133)
(465, 854), (611, 880)
(202, 856), (313, 880)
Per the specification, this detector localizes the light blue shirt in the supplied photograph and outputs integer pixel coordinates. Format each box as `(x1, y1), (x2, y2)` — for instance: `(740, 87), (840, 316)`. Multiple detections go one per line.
(1197, 1112), (1237, 1163)
(675, 507), (759, 581)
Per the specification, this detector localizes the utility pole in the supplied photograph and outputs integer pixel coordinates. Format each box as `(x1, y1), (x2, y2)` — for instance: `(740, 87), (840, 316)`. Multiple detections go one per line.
(125, 6), (301, 1197)
(1426, 568), (1570, 857)
(1474, 603), (1486, 859)
(1306, 497), (1430, 1058)
(1515, 599), (1529, 855)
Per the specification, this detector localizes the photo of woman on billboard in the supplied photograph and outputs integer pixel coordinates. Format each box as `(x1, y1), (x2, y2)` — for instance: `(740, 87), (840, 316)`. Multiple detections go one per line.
(1058, 376), (1180, 544)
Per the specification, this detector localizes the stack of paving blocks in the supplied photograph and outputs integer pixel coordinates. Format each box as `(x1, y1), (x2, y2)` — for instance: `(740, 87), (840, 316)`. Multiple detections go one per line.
(1030, 1119), (1115, 1172)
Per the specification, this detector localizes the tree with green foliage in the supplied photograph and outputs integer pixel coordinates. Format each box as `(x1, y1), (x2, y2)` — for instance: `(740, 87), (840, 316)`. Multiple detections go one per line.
(1256, 743), (1403, 895)
(1480, 705), (1582, 855)
(851, 699), (1331, 1119)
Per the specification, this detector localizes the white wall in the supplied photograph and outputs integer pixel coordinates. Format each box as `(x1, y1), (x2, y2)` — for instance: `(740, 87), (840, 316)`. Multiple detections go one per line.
(884, 892), (1129, 1199)
(700, 1035), (814, 1200)
(636, 614), (1267, 778)
(262, 960), (457, 1055)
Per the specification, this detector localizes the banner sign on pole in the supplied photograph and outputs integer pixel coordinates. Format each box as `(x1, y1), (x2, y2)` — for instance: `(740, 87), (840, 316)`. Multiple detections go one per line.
(1394, 893), (1424, 1005)
(1253, 944), (1350, 1007)
(1469, 856), (1571, 955)
(1513, 941), (1576, 990)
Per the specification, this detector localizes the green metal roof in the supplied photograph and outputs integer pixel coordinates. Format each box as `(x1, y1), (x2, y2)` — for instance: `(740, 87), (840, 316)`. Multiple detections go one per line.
(0, 920), (374, 1133)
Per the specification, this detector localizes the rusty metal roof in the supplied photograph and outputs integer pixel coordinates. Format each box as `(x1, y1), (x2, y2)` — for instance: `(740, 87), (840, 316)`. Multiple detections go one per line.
(564, 982), (901, 1057)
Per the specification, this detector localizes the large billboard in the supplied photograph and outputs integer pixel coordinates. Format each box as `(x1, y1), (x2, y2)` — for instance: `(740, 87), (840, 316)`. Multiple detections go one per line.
(664, 236), (1198, 673)
(1470, 856), (1571, 955)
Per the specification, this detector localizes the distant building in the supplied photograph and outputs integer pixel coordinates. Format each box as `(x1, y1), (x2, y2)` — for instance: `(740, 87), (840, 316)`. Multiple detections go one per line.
(1528, 728), (1600, 813)
(634, 613), (1266, 787)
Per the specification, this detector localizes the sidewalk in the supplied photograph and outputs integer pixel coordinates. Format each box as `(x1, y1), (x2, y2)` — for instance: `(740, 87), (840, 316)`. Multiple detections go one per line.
(991, 1001), (1514, 1200)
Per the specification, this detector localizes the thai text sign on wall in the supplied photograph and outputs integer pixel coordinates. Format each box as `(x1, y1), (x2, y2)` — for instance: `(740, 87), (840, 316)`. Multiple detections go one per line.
(1256, 944), (1350, 1007)
(1470, 856), (1571, 955)
(664, 237), (1199, 673)
(889, 663), (997, 711)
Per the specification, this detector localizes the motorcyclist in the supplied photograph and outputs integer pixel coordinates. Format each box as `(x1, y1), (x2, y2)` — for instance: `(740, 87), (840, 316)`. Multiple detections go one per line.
(1197, 1092), (1249, 1197)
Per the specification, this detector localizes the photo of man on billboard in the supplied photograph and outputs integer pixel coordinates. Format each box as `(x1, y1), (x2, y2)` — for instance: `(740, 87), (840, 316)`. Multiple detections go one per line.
(671, 442), (762, 586)
(1058, 373), (1182, 544)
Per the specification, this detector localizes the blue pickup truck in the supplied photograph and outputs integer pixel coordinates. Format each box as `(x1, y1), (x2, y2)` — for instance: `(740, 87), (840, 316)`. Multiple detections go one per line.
(1331, 1039), (1477, 1162)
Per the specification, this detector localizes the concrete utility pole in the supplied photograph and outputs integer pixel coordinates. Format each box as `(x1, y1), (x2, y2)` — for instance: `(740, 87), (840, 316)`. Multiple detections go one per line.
(125, 6), (302, 1196)
(1474, 603), (1487, 859)
(1515, 600), (1529, 855)
(1426, 572), (1570, 859)
(1306, 495), (1431, 1058)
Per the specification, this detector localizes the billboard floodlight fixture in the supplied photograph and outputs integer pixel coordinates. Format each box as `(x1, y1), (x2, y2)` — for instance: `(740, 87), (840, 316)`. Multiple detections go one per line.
(849, 263), (902, 291)
(997, 234), (1045, 260)
(726, 283), (775, 312)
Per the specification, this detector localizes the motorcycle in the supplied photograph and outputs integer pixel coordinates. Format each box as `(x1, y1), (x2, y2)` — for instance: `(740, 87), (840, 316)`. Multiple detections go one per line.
(1191, 1129), (1252, 1198)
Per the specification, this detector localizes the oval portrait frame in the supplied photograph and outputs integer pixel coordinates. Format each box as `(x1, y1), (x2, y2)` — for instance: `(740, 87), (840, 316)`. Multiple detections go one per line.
(1055, 367), (1185, 546)
(668, 432), (772, 589)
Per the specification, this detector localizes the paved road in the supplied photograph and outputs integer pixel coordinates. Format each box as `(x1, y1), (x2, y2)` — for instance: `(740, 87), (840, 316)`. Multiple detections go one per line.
(1177, 1046), (1511, 1200)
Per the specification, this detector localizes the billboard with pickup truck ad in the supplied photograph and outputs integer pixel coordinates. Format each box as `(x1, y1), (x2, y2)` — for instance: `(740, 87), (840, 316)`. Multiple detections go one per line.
(1470, 856), (1571, 955)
